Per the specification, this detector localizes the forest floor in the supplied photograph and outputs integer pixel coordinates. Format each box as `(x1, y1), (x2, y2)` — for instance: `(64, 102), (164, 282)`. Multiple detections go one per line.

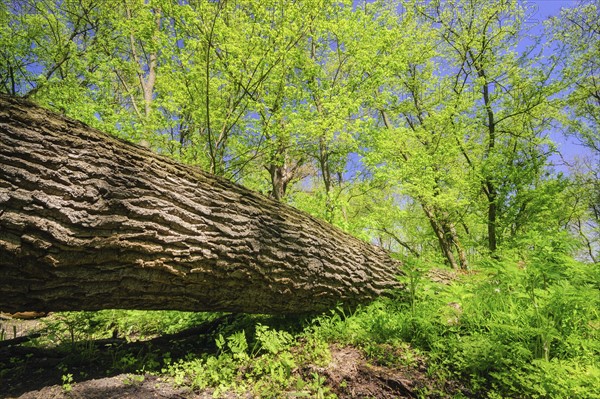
(2, 346), (447, 399)
(0, 314), (465, 399)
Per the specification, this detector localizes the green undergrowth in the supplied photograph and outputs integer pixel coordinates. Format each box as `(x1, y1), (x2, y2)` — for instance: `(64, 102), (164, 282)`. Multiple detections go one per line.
(341, 255), (600, 398)
(162, 323), (334, 397)
(37, 310), (220, 344)
(8, 255), (599, 398)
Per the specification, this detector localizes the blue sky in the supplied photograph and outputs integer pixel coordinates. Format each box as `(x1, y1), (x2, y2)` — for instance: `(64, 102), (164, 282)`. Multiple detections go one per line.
(525, 0), (577, 22)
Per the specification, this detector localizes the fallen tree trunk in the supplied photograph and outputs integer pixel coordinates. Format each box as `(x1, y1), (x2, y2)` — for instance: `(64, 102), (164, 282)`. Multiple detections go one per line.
(0, 95), (401, 314)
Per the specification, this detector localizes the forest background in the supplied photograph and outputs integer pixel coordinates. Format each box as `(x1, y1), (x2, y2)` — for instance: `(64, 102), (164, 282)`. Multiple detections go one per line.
(0, 0), (599, 398)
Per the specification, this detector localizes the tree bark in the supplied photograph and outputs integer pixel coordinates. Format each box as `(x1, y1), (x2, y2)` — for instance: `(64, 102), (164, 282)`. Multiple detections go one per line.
(0, 95), (401, 314)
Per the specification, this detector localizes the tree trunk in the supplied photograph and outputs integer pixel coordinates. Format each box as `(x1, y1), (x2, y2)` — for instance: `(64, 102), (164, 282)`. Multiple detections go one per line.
(421, 204), (460, 269)
(485, 180), (498, 253)
(0, 95), (401, 314)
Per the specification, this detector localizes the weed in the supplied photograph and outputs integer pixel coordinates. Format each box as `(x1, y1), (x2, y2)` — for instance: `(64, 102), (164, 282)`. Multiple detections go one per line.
(61, 371), (74, 393)
(122, 374), (145, 386)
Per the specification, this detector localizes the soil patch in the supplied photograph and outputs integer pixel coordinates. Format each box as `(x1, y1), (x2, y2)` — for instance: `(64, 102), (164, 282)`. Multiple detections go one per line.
(11, 374), (195, 399)
(309, 345), (466, 398)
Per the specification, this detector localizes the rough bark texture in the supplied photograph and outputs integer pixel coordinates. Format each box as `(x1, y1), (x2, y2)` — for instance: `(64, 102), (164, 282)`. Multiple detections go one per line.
(0, 95), (401, 314)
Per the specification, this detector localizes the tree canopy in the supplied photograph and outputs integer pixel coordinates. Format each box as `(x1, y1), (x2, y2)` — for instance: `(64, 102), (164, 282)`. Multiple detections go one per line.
(1, 0), (598, 267)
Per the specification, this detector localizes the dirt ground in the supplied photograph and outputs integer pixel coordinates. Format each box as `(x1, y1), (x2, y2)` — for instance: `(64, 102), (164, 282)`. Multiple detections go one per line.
(1, 316), (466, 399)
(1, 347), (463, 399)
(9, 374), (210, 399)
(1, 348), (449, 399)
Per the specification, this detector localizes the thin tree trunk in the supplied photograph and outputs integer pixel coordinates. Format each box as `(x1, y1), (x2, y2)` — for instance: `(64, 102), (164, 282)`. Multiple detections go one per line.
(268, 162), (285, 201)
(445, 220), (468, 270)
(421, 204), (460, 269)
(485, 180), (498, 253)
(0, 95), (401, 314)
(470, 52), (498, 254)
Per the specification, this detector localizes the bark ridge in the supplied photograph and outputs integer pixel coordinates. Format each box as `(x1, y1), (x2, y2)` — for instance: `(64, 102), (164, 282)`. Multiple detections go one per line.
(0, 94), (401, 314)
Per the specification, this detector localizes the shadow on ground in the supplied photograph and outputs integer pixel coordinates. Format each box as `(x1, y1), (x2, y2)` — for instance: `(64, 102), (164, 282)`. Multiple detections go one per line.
(1, 313), (469, 399)
(0, 315), (233, 399)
